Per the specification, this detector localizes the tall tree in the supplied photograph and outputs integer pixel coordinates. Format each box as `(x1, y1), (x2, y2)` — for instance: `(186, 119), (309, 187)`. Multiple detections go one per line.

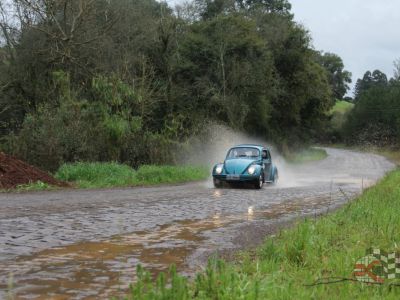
(316, 52), (352, 100)
(178, 14), (274, 134)
(394, 58), (400, 81)
(0, 0), (349, 169)
(237, 0), (292, 16)
(354, 70), (388, 100)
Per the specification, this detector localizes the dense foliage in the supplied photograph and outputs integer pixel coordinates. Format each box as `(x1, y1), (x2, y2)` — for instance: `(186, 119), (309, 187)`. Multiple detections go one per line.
(344, 68), (400, 147)
(0, 0), (350, 170)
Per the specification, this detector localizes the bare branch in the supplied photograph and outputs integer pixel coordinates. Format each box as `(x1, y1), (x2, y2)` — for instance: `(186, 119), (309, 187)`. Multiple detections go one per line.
(0, 104), (11, 115)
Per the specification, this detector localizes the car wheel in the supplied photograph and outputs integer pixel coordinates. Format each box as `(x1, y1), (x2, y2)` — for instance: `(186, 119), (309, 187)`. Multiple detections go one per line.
(254, 174), (263, 189)
(213, 178), (222, 188)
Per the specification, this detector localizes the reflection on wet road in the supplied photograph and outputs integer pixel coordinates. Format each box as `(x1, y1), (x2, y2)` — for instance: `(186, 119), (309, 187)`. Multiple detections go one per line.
(0, 148), (395, 299)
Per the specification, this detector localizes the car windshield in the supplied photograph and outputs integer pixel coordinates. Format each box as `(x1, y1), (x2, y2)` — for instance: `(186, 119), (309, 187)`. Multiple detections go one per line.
(227, 147), (260, 159)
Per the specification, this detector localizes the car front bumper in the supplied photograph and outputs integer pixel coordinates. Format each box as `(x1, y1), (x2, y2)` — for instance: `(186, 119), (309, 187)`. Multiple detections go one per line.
(213, 174), (259, 183)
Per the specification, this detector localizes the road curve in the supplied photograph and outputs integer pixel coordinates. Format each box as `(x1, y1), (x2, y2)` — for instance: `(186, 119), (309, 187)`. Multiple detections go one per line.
(0, 148), (395, 299)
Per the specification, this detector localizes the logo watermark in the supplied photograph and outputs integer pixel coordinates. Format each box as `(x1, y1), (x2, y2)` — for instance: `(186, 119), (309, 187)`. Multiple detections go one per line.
(353, 248), (400, 283)
(306, 248), (400, 287)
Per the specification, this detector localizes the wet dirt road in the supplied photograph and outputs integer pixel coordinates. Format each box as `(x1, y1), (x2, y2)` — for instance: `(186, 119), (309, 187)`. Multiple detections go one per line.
(0, 148), (396, 299)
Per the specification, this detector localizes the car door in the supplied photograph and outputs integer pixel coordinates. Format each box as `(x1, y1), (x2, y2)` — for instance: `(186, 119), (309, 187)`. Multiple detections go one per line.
(262, 149), (272, 180)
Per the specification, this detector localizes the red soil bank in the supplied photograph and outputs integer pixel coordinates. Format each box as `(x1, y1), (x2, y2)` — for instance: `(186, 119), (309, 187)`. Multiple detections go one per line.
(0, 152), (69, 189)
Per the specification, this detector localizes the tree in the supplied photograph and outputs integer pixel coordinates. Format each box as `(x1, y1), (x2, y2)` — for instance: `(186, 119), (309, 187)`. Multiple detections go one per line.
(393, 58), (400, 81)
(263, 22), (332, 144)
(345, 83), (400, 146)
(316, 52), (352, 100)
(0, 0), (349, 169)
(178, 14), (274, 134)
(194, 0), (235, 19)
(354, 70), (388, 100)
(237, 0), (292, 16)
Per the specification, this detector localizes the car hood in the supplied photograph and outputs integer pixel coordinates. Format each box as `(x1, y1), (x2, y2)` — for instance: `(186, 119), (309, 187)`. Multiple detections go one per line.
(224, 158), (257, 174)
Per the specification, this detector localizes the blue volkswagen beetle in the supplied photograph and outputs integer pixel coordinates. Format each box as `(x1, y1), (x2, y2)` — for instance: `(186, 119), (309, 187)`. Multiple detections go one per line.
(212, 144), (278, 189)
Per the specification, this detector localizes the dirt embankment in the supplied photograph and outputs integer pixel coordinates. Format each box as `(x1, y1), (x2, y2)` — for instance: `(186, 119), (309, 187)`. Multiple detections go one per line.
(0, 152), (68, 189)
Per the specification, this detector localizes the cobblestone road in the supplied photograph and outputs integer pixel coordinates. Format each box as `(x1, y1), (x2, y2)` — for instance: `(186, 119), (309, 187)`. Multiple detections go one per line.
(0, 148), (395, 299)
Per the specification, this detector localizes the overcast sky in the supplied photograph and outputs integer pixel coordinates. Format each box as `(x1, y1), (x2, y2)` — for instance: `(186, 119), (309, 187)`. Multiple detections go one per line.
(169, 0), (400, 95)
(290, 0), (400, 94)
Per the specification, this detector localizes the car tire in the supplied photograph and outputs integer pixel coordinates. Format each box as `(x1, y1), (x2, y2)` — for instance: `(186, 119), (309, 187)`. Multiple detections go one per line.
(213, 178), (222, 188)
(254, 174), (263, 189)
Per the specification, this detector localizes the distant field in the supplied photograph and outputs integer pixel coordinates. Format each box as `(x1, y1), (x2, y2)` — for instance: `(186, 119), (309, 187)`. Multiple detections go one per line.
(330, 100), (354, 114)
(330, 100), (354, 130)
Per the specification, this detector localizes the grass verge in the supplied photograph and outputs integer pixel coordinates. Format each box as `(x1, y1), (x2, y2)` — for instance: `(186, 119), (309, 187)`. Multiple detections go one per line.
(286, 148), (328, 164)
(1, 181), (61, 193)
(125, 169), (400, 299)
(55, 162), (209, 189)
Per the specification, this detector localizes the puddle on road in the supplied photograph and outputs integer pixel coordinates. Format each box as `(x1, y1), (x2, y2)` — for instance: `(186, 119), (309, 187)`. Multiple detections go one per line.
(1, 218), (234, 299)
(1, 195), (343, 299)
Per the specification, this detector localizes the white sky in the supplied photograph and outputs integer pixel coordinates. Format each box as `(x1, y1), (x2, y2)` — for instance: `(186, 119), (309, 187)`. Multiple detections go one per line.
(169, 0), (400, 95)
(290, 0), (400, 94)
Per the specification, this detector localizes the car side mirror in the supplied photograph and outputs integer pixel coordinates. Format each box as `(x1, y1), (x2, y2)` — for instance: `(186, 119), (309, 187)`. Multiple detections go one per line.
(262, 153), (267, 159)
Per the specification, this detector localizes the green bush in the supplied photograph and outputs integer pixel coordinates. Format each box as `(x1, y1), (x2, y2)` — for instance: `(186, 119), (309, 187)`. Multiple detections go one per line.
(4, 72), (178, 172)
(329, 100), (354, 131)
(56, 162), (136, 188)
(55, 162), (208, 188)
(344, 84), (400, 147)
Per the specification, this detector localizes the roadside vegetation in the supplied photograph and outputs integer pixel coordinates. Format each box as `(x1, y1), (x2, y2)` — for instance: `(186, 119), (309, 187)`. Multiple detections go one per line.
(329, 100), (354, 131)
(1, 162), (209, 192)
(13, 181), (56, 192)
(325, 66), (400, 148)
(125, 168), (400, 299)
(330, 100), (354, 115)
(342, 69), (400, 147)
(55, 163), (209, 189)
(0, 0), (352, 173)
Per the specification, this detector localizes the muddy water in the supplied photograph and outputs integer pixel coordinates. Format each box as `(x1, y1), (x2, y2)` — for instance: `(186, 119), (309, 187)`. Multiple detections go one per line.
(0, 148), (395, 299)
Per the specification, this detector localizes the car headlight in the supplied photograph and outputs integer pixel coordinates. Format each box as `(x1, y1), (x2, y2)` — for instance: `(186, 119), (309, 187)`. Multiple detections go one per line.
(247, 165), (256, 175)
(215, 165), (223, 174)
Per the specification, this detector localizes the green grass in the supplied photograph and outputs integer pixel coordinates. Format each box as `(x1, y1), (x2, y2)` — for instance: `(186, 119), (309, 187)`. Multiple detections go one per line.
(135, 165), (210, 185)
(329, 100), (354, 130)
(55, 162), (136, 188)
(330, 100), (354, 115)
(286, 148), (328, 164)
(125, 169), (400, 299)
(55, 162), (209, 189)
(1, 181), (57, 192)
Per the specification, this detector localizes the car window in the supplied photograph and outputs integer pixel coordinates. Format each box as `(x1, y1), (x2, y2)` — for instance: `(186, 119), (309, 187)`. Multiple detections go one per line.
(227, 147), (260, 159)
(263, 150), (271, 159)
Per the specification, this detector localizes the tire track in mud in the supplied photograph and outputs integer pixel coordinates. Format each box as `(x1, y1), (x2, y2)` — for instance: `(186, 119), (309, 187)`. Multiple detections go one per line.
(0, 148), (395, 299)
